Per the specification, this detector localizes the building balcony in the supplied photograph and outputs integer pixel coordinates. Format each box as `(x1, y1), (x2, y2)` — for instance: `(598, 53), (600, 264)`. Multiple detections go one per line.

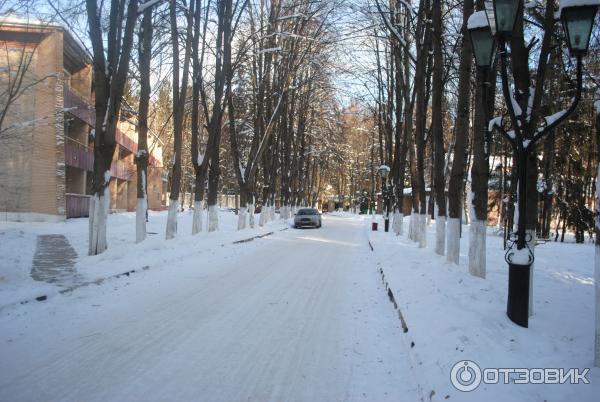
(64, 86), (95, 127)
(63, 86), (162, 168)
(65, 137), (93, 171)
(65, 137), (134, 182)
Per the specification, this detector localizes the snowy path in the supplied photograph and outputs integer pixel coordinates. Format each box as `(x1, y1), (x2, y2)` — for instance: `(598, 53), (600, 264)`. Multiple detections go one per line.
(0, 215), (419, 402)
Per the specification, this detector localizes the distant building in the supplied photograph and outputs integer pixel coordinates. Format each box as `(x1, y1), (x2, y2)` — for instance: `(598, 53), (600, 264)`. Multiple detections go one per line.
(0, 19), (166, 222)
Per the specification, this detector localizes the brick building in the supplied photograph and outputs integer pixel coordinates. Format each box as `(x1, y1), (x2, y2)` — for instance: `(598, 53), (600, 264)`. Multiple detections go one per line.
(0, 19), (166, 221)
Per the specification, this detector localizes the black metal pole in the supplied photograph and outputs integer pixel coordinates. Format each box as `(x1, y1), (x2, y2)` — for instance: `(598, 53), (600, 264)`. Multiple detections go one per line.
(497, 37), (532, 328)
(383, 179), (389, 232)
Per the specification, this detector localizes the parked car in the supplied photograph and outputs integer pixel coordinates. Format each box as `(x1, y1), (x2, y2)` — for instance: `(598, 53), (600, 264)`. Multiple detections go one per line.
(294, 208), (322, 228)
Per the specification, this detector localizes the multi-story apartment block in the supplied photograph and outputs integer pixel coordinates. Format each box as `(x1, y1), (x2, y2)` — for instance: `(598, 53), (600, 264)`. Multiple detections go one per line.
(0, 18), (166, 222)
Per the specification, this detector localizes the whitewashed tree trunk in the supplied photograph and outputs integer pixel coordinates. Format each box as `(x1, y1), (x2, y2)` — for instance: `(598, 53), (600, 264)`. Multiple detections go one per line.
(393, 210), (403, 235)
(408, 213), (416, 241)
(208, 204), (219, 232)
(88, 194), (96, 255)
(248, 203), (255, 228)
(89, 184), (110, 255)
(259, 204), (266, 227)
(237, 206), (247, 230)
(165, 201), (178, 239)
(468, 219), (486, 278)
(192, 200), (204, 234)
(418, 213), (427, 248)
(136, 197), (147, 243)
(595, 239), (600, 367)
(595, 165), (600, 367)
(435, 215), (446, 255)
(135, 171), (147, 243)
(446, 217), (461, 265)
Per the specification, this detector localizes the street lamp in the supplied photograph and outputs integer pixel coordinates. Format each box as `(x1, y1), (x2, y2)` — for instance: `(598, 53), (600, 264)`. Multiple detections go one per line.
(378, 165), (391, 232)
(486, 0), (521, 37)
(560, 1), (599, 55)
(470, 0), (598, 328)
(468, 11), (496, 68)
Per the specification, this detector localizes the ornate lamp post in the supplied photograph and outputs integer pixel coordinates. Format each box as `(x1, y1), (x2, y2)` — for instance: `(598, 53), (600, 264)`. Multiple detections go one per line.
(378, 165), (391, 232)
(469, 0), (598, 327)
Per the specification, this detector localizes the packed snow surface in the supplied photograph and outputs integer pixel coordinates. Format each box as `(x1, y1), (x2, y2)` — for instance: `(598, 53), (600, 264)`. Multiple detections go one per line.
(0, 211), (598, 401)
(0, 212), (419, 401)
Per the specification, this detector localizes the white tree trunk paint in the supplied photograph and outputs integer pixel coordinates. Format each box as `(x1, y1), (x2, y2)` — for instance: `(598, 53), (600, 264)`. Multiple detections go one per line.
(208, 204), (219, 232)
(238, 206), (248, 230)
(596, 238), (600, 367)
(97, 186), (109, 253)
(595, 165), (600, 367)
(165, 201), (178, 239)
(259, 206), (266, 227)
(446, 217), (461, 265)
(392, 210), (402, 235)
(418, 213), (427, 248)
(136, 171), (147, 243)
(136, 198), (147, 243)
(88, 194), (96, 255)
(88, 183), (110, 255)
(435, 215), (446, 255)
(192, 200), (203, 234)
(527, 228), (536, 317)
(468, 219), (486, 278)
(280, 205), (287, 220)
(248, 203), (255, 228)
(408, 213), (416, 241)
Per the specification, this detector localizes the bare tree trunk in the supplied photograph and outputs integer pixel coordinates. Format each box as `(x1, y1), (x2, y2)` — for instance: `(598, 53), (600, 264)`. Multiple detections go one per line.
(594, 105), (600, 367)
(86, 0), (139, 255)
(446, 0), (473, 264)
(135, 6), (152, 244)
(166, 0), (194, 239)
(431, 0), (445, 255)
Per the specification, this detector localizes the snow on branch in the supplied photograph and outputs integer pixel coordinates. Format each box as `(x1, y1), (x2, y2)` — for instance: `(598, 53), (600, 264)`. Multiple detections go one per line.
(544, 109), (567, 126)
(139, 0), (164, 13)
(276, 14), (307, 21)
(488, 116), (503, 132)
(257, 47), (282, 55)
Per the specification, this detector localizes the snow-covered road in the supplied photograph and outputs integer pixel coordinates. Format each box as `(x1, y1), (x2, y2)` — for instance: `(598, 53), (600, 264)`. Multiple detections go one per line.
(0, 214), (420, 402)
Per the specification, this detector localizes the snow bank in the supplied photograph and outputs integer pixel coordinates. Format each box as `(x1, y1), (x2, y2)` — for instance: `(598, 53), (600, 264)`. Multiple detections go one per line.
(0, 209), (283, 309)
(368, 216), (599, 401)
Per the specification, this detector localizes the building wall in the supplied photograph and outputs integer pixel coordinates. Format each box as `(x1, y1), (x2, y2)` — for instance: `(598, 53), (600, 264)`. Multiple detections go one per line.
(1, 25), (166, 221)
(0, 30), (65, 220)
(0, 45), (35, 215)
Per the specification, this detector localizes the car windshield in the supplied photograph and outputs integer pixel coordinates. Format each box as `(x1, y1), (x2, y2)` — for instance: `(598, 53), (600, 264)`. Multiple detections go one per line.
(297, 209), (318, 215)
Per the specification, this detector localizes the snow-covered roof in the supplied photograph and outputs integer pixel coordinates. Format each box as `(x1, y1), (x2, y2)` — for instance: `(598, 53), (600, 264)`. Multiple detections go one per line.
(467, 11), (489, 30)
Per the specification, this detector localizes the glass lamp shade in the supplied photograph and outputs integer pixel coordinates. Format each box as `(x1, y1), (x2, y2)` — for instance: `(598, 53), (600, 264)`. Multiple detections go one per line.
(561, 5), (598, 55)
(493, 0), (521, 35)
(469, 27), (496, 67)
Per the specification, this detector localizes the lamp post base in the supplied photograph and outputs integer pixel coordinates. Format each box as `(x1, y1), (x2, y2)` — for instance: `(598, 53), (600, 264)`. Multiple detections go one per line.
(507, 262), (531, 328)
